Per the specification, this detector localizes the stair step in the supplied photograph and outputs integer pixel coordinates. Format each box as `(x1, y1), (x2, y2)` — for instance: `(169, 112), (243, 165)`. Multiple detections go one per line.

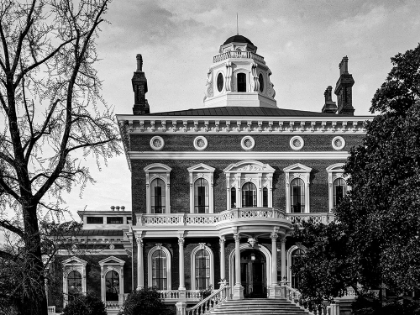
(208, 299), (309, 315)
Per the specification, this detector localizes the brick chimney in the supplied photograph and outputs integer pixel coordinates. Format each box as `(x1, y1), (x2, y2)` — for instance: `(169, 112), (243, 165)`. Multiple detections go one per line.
(321, 86), (337, 114)
(132, 54), (150, 115)
(334, 56), (355, 115)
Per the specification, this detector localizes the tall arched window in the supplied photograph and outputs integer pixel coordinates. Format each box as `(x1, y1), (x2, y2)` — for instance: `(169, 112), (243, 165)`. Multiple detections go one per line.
(67, 271), (82, 301)
(237, 73), (246, 92)
(194, 178), (209, 213)
(333, 178), (346, 207)
(291, 178), (305, 213)
(195, 249), (210, 290)
(105, 271), (119, 301)
(291, 248), (304, 289)
(263, 187), (268, 207)
(242, 182), (257, 207)
(151, 178), (165, 213)
(152, 249), (167, 290)
(231, 187), (236, 208)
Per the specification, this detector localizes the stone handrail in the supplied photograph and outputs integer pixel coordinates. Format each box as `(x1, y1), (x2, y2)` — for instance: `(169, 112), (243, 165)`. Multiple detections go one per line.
(137, 207), (286, 226)
(185, 285), (230, 315)
(47, 306), (56, 314)
(285, 213), (335, 225)
(282, 285), (328, 315)
(158, 289), (202, 301)
(213, 50), (265, 64)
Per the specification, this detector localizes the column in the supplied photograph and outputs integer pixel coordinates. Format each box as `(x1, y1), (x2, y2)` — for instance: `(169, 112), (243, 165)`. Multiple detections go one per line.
(136, 237), (144, 290)
(178, 236), (186, 292)
(219, 236), (226, 285)
(269, 232), (281, 299)
(232, 233), (244, 300)
(280, 237), (286, 284)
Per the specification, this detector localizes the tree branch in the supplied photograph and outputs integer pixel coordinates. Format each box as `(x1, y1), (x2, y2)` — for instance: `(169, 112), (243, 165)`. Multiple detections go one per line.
(0, 219), (24, 238)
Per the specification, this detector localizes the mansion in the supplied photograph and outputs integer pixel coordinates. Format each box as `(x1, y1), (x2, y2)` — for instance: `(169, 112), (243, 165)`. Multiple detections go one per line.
(50, 35), (371, 315)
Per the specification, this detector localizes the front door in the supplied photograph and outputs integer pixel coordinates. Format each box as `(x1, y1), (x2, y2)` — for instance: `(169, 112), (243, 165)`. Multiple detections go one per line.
(240, 250), (266, 298)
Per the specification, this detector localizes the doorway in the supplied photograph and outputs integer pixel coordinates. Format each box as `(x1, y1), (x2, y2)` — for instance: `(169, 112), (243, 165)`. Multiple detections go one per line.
(240, 249), (266, 298)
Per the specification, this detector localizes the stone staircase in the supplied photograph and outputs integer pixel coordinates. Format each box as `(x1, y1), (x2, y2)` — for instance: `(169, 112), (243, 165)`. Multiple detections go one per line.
(209, 298), (310, 315)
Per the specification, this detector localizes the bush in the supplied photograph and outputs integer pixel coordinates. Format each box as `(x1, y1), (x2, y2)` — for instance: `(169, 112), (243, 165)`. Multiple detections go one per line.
(62, 294), (107, 315)
(120, 287), (173, 315)
(352, 294), (420, 315)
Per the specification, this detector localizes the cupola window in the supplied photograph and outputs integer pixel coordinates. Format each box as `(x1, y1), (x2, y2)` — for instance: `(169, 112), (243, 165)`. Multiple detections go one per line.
(217, 73), (224, 92)
(259, 73), (264, 92)
(237, 73), (246, 92)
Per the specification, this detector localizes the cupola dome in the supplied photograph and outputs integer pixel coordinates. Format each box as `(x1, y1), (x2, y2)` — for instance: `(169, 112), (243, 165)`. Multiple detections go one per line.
(223, 35), (254, 46)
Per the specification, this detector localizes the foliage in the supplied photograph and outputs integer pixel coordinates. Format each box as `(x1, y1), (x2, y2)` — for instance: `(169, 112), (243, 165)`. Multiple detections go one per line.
(119, 287), (173, 315)
(290, 43), (420, 299)
(290, 221), (357, 301)
(0, 1), (119, 314)
(62, 293), (106, 315)
(352, 294), (420, 315)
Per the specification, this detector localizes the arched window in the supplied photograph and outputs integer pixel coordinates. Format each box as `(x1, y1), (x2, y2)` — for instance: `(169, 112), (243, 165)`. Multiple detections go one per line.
(105, 271), (119, 301)
(151, 178), (165, 213)
(194, 178), (209, 213)
(291, 178), (305, 213)
(67, 271), (82, 301)
(152, 249), (167, 290)
(237, 73), (246, 92)
(242, 182), (257, 207)
(195, 249), (210, 290)
(333, 178), (346, 207)
(263, 187), (268, 207)
(259, 73), (264, 92)
(291, 248), (304, 289)
(231, 187), (236, 208)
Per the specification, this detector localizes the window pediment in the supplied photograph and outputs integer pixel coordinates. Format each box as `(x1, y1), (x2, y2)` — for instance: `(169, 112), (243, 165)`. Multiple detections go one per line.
(283, 163), (312, 173)
(62, 256), (87, 266)
(144, 163), (172, 173)
(187, 163), (215, 173)
(99, 256), (125, 266)
(224, 160), (275, 174)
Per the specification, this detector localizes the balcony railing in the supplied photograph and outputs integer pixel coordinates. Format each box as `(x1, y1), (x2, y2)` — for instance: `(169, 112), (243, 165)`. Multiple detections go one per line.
(213, 50), (265, 64)
(286, 212), (335, 225)
(136, 207), (286, 226)
(158, 290), (202, 302)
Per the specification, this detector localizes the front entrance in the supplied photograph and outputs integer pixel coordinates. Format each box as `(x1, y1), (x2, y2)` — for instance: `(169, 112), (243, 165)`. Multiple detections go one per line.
(240, 249), (266, 298)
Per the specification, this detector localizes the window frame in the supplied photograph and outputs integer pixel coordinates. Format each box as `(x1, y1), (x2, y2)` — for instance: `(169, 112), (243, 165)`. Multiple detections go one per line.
(62, 256), (87, 307)
(283, 163), (312, 214)
(237, 72), (246, 92)
(191, 244), (214, 290)
(188, 163), (215, 214)
(326, 163), (348, 212)
(144, 164), (172, 214)
(98, 256), (125, 305)
(286, 245), (307, 288)
(224, 160), (274, 209)
(148, 244), (172, 290)
(242, 182), (257, 207)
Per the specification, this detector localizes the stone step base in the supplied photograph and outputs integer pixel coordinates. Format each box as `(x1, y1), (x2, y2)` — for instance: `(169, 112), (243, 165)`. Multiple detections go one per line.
(209, 299), (309, 315)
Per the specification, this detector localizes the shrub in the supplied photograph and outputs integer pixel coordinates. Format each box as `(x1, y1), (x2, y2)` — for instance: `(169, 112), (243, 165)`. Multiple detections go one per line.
(120, 287), (172, 315)
(62, 294), (107, 315)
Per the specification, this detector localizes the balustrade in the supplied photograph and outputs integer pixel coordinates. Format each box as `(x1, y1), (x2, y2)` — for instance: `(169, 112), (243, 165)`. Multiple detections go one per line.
(282, 285), (331, 315)
(184, 284), (230, 315)
(213, 51), (265, 64)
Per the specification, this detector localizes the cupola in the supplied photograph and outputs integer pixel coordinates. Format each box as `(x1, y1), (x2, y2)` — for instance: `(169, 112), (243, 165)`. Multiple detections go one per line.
(204, 35), (276, 108)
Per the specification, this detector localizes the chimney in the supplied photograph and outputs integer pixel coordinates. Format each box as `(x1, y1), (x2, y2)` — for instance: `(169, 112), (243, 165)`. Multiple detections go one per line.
(322, 86), (337, 114)
(334, 56), (355, 115)
(132, 54), (150, 115)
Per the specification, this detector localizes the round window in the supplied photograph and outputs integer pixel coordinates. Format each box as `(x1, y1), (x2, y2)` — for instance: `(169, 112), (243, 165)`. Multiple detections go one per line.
(290, 136), (304, 150)
(241, 136), (255, 151)
(332, 136), (345, 150)
(217, 73), (224, 92)
(150, 136), (165, 151)
(259, 73), (264, 92)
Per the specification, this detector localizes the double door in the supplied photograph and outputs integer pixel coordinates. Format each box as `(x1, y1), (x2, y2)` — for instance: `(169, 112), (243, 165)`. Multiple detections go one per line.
(240, 250), (266, 298)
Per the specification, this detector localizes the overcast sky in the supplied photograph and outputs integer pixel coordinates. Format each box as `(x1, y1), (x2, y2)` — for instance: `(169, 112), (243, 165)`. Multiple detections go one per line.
(58, 0), (420, 220)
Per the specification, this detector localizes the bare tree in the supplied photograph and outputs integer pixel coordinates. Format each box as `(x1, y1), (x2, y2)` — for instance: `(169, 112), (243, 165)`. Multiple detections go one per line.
(0, 1), (119, 314)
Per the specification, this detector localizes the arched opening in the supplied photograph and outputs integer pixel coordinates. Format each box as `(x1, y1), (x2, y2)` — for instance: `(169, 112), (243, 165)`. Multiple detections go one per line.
(231, 187), (236, 208)
(195, 249), (210, 290)
(240, 249), (266, 298)
(151, 178), (165, 213)
(194, 178), (209, 213)
(291, 248), (305, 289)
(291, 178), (305, 213)
(105, 270), (119, 301)
(237, 73), (246, 92)
(333, 178), (346, 207)
(259, 73), (264, 92)
(152, 248), (167, 289)
(67, 270), (82, 302)
(242, 182), (257, 207)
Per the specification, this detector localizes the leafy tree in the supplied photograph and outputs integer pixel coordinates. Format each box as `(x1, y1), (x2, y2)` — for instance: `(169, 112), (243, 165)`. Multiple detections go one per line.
(336, 43), (420, 293)
(120, 287), (173, 315)
(0, 1), (119, 314)
(62, 293), (107, 315)
(291, 43), (420, 299)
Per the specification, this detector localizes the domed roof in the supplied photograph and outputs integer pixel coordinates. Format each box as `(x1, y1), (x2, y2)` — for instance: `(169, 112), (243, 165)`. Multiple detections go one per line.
(223, 34), (254, 46)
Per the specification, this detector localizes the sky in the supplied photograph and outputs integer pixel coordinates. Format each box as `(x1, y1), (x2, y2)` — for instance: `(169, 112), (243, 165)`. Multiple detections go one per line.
(58, 0), (420, 221)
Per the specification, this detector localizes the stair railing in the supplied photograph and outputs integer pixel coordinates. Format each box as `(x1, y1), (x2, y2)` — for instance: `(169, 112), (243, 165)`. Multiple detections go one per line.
(185, 284), (230, 315)
(282, 284), (327, 315)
